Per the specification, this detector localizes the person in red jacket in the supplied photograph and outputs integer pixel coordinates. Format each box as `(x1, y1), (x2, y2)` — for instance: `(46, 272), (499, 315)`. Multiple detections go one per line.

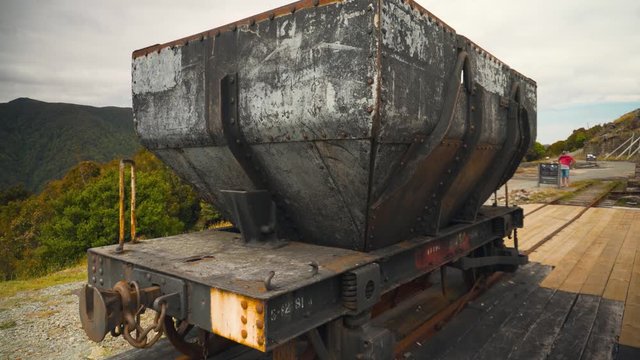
(558, 151), (576, 187)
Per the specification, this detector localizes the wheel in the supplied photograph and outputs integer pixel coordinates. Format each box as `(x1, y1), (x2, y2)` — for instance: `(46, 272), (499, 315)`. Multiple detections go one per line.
(163, 317), (233, 359)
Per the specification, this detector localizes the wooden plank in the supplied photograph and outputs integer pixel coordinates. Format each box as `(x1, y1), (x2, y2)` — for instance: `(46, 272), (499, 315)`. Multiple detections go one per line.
(619, 304), (640, 349)
(539, 208), (615, 267)
(507, 291), (578, 360)
(540, 216), (609, 289)
(510, 208), (579, 251)
(413, 264), (549, 359)
(559, 225), (622, 293)
(473, 286), (557, 360)
(603, 231), (637, 301)
(619, 248), (640, 348)
(522, 203), (546, 216)
(579, 223), (627, 296)
(617, 344), (640, 360)
(546, 294), (601, 359)
(438, 268), (553, 359)
(577, 298), (624, 360)
(527, 209), (601, 264)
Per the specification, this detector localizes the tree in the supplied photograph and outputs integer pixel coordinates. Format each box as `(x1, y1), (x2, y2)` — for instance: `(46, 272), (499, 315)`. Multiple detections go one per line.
(525, 142), (546, 161)
(0, 149), (212, 280)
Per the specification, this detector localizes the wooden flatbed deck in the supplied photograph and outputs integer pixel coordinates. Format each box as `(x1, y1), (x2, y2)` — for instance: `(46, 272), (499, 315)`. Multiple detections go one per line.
(409, 204), (640, 359)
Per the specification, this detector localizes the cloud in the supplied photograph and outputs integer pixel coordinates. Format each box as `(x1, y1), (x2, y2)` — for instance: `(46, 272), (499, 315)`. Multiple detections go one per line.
(0, 0), (638, 141)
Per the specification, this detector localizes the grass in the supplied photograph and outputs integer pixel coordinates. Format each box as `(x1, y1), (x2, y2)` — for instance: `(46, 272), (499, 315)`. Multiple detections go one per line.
(0, 261), (86, 299)
(0, 319), (17, 330)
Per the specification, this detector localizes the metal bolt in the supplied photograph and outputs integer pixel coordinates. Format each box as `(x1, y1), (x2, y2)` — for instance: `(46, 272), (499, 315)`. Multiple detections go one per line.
(92, 276), (96, 283)
(91, 266), (96, 273)
(99, 279), (103, 285)
(241, 315), (247, 324)
(241, 330), (248, 339)
(241, 300), (248, 310)
(99, 268), (103, 275)
(256, 319), (264, 329)
(258, 337), (265, 346)
(256, 304), (264, 314)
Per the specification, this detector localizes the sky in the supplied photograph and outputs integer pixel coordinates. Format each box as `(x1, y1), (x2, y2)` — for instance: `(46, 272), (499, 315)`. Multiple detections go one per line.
(0, 0), (638, 144)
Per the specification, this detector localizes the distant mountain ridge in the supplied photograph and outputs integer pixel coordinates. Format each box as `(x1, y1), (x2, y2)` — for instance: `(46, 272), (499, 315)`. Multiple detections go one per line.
(0, 98), (140, 191)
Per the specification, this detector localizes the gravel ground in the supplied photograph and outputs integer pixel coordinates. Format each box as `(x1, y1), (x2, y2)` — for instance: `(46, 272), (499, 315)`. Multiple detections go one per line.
(0, 281), (131, 360)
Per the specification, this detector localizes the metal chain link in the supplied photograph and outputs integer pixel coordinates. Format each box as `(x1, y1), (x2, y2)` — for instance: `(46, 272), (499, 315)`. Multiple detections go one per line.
(113, 281), (167, 349)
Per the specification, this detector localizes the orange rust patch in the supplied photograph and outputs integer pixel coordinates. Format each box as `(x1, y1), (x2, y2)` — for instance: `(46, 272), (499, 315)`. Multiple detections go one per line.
(210, 288), (267, 351)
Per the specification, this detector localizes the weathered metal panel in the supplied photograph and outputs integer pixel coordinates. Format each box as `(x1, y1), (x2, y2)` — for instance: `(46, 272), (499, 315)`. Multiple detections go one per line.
(249, 141), (367, 249)
(131, 0), (537, 250)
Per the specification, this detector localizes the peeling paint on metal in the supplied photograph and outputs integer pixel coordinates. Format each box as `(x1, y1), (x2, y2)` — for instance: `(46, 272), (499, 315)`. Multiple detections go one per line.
(132, 49), (181, 94)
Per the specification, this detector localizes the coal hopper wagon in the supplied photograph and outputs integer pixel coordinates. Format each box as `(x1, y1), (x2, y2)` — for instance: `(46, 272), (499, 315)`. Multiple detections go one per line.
(78, 0), (536, 358)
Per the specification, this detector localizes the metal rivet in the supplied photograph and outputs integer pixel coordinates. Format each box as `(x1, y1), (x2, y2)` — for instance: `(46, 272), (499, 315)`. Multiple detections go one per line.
(269, 13), (275, 21)
(313, 0), (320, 6)
(366, 106), (374, 113)
(91, 266), (96, 272)
(241, 330), (248, 338)
(99, 268), (103, 275)
(256, 319), (264, 329)
(241, 300), (248, 310)
(258, 337), (265, 346)
(99, 279), (103, 285)
(92, 277), (96, 283)
(256, 304), (264, 314)
(367, 78), (374, 85)
(241, 315), (247, 324)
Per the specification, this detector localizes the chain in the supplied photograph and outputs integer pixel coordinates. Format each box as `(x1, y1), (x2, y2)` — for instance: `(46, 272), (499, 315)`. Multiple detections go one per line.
(114, 281), (167, 349)
(122, 301), (166, 348)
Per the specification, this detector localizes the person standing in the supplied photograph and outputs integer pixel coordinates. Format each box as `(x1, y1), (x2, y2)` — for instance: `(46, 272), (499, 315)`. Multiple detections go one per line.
(558, 151), (576, 187)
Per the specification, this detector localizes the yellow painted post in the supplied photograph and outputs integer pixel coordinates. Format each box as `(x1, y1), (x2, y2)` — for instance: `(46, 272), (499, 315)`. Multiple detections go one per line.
(116, 159), (136, 252)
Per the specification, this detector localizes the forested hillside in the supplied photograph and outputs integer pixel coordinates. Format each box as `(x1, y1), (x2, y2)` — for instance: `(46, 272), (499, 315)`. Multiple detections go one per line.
(0, 150), (222, 280)
(0, 98), (140, 192)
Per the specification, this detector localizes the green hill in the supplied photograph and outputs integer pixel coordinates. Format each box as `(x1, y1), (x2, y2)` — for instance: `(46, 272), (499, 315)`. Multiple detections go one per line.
(0, 98), (140, 192)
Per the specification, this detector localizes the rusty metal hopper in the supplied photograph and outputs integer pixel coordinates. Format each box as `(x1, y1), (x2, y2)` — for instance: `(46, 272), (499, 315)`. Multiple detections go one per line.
(131, 0), (536, 251)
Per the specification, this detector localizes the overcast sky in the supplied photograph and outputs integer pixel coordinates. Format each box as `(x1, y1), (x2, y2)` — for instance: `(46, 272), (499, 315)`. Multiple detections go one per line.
(1, 0), (638, 144)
